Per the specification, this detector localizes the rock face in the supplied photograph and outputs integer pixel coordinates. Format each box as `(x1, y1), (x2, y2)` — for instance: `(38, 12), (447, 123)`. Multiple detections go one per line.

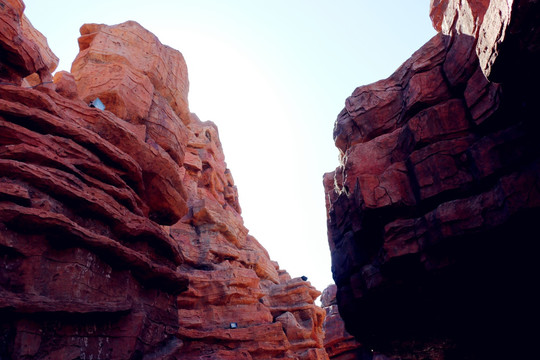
(72, 21), (190, 131)
(0, 2), (328, 359)
(0, 0), (55, 86)
(321, 285), (363, 360)
(170, 112), (327, 359)
(325, 0), (540, 359)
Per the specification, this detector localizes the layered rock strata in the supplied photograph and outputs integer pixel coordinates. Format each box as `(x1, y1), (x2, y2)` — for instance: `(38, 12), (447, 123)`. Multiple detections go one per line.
(1, 2), (189, 358)
(322, 284), (401, 360)
(321, 284), (364, 360)
(0, 2), (328, 359)
(324, 0), (540, 358)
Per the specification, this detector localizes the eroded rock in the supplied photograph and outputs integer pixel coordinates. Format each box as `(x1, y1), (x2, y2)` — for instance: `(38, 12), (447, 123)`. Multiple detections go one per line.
(1, 3), (329, 359)
(321, 285), (364, 360)
(326, 0), (540, 358)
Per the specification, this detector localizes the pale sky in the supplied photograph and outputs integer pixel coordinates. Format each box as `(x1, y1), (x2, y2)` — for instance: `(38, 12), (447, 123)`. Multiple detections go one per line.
(24, 1), (436, 294)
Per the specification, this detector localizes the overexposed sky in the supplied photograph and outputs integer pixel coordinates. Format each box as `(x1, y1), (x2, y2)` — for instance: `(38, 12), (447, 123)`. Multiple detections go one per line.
(24, 0), (436, 294)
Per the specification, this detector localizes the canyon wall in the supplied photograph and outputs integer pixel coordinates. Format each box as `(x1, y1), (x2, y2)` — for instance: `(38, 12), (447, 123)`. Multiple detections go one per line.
(321, 284), (364, 360)
(0, 1), (328, 359)
(324, 0), (540, 359)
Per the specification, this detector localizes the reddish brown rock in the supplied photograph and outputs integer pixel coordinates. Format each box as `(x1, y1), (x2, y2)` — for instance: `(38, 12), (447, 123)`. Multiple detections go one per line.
(431, 0), (540, 84)
(334, 34), (447, 152)
(1, 5), (191, 359)
(321, 285), (363, 360)
(0, 0), (52, 85)
(429, 0), (490, 35)
(173, 128), (327, 357)
(20, 14), (58, 87)
(326, 0), (540, 358)
(52, 70), (78, 99)
(1, 2), (329, 359)
(321, 284), (401, 360)
(175, 264), (327, 359)
(72, 21), (190, 124)
(71, 21), (192, 169)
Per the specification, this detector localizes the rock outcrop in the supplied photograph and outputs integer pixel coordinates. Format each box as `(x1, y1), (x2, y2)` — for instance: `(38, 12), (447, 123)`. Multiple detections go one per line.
(170, 111), (327, 358)
(322, 284), (402, 360)
(321, 284), (364, 360)
(0, 0), (55, 86)
(0, 2), (328, 359)
(325, 0), (540, 358)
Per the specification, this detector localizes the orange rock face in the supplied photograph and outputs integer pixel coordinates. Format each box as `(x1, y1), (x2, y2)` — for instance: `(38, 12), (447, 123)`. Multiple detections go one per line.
(170, 108), (327, 358)
(326, 0), (540, 359)
(71, 21), (191, 169)
(20, 14), (58, 87)
(72, 21), (190, 125)
(0, 2), (329, 359)
(0, 0), (53, 85)
(1, 6), (188, 360)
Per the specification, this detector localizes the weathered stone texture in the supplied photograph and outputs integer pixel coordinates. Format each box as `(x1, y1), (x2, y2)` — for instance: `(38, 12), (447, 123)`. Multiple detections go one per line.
(1, 2), (329, 359)
(321, 285), (363, 360)
(326, 0), (540, 358)
(0, 0), (54, 86)
(1, 3), (188, 358)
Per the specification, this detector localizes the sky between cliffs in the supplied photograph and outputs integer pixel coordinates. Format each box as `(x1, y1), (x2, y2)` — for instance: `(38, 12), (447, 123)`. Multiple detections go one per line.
(24, 0), (436, 295)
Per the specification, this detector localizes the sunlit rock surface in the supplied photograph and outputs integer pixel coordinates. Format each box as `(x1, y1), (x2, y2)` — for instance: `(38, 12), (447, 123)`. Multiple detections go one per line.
(325, 0), (540, 358)
(0, 2), (329, 359)
(0, 0), (54, 86)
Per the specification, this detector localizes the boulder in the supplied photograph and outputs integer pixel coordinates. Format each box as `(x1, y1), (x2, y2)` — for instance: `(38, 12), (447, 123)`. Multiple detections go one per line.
(72, 21), (190, 125)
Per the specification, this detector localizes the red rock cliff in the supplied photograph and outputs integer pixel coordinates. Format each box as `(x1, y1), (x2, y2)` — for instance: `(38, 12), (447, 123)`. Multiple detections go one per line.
(321, 284), (363, 360)
(324, 0), (540, 359)
(0, 2), (328, 359)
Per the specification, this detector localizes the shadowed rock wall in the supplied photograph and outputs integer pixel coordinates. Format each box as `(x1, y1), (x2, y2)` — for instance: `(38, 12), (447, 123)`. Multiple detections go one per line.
(324, 0), (540, 358)
(321, 284), (364, 360)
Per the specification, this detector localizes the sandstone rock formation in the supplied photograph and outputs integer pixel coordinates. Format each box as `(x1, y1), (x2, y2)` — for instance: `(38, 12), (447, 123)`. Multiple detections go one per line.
(20, 14), (58, 87)
(322, 284), (401, 360)
(321, 285), (363, 360)
(325, 0), (540, 358)
(0, 0), (55, 86)
(170, 113), (327, 359)
(0, 2), (328, 359)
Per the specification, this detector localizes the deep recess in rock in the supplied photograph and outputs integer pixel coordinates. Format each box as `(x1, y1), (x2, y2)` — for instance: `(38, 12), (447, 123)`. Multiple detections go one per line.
(324, 0), (540, 359)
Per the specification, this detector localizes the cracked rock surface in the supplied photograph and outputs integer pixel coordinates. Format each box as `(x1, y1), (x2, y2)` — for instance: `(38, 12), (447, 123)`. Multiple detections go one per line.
(325, 0), (540, 358)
